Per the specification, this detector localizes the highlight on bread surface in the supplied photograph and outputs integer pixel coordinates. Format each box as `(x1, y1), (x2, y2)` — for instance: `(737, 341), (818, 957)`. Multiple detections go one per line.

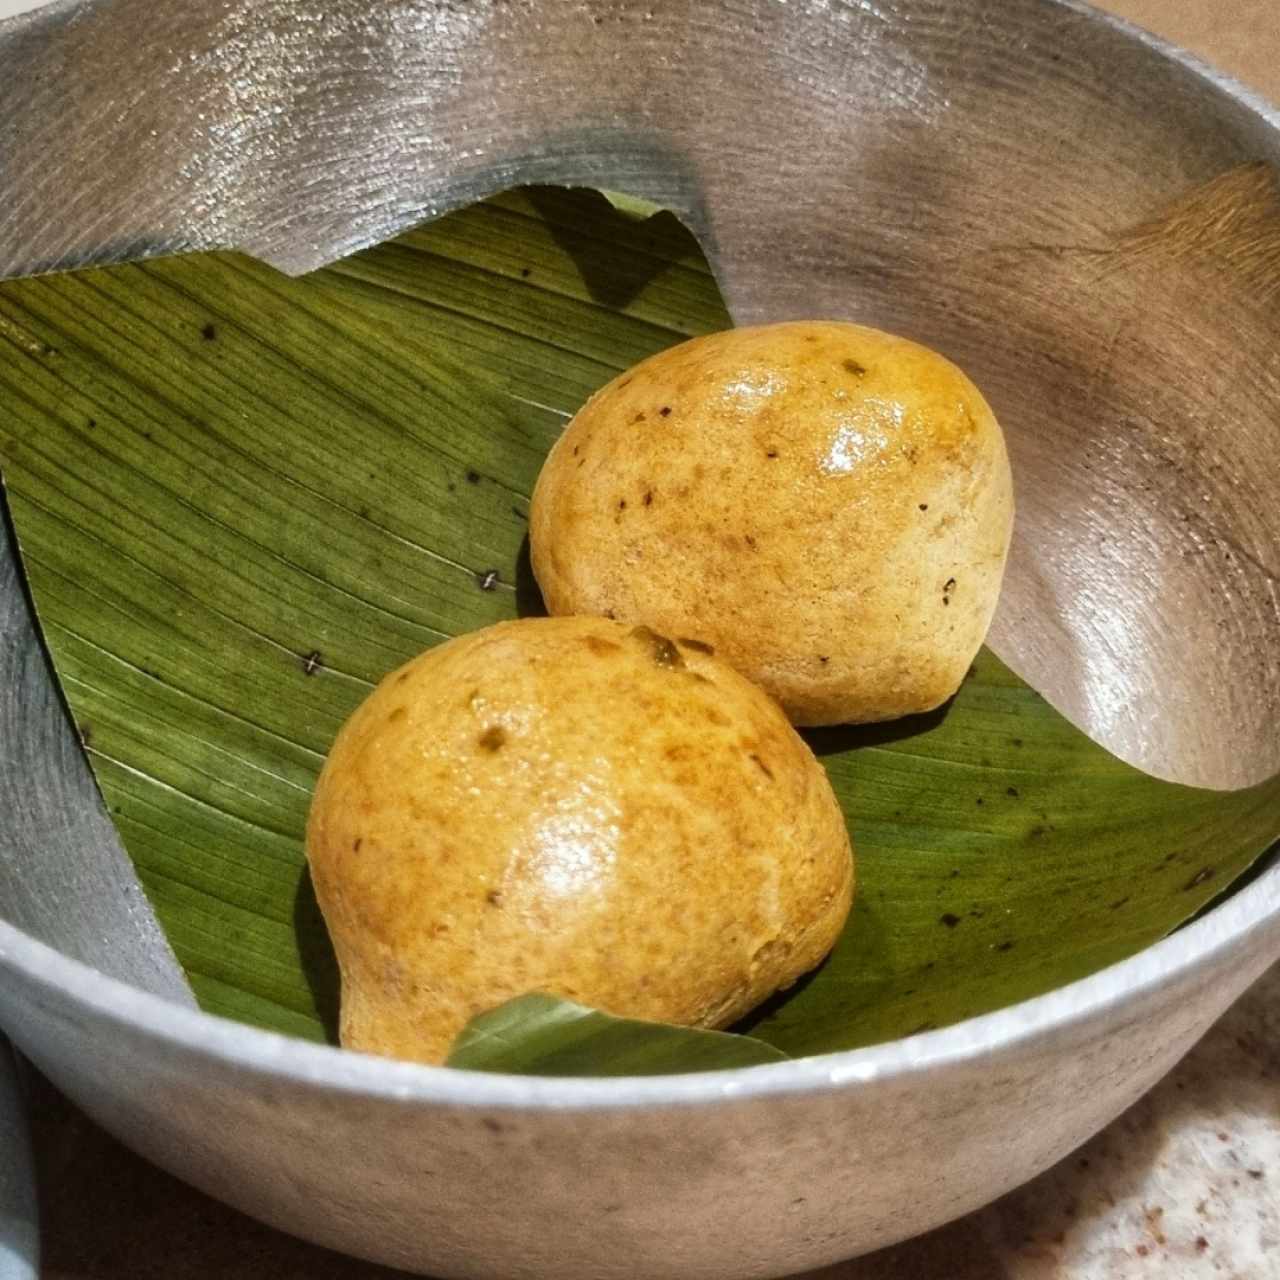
(530, 321), (1014, 726)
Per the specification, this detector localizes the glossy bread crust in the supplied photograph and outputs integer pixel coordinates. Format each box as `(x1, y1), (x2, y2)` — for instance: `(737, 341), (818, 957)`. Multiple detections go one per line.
(530, 322), (1014, 726)
(306, 616), (853, 1064)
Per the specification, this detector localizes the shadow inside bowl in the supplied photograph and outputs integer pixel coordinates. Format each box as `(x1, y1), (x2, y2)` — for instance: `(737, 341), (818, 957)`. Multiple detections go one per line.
(294, 867), (341, 1046)
(802, 699), (956, 758)
(513, 532), (548, 619)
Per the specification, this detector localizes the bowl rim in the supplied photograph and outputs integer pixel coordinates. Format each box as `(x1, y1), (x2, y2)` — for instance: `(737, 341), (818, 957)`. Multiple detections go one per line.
(2, 0), (1279, 1111)
(1056, 0), (1280, 133)
(2, 858), (1276, 1109)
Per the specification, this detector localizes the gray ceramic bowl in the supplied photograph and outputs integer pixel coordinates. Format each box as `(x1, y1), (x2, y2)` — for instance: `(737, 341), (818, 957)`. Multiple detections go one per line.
(2, 0), (1280, 1276)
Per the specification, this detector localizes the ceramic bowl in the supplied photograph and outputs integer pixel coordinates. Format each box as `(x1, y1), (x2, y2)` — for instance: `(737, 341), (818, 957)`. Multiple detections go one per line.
(2, 1), (1279, 1276)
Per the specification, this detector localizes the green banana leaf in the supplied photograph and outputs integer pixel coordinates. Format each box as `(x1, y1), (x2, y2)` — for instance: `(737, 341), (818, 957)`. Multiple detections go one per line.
(447, 995), (787, 1075)
(1, 185), (1276, 1067)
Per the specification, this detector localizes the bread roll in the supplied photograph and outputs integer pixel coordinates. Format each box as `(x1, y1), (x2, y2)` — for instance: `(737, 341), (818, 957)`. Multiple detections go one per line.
(306, 616), (853, 1065)
(530, 321), (1014, 724)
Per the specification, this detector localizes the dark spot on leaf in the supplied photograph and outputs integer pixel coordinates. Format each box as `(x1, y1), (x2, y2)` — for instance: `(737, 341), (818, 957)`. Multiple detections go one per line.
(940, 913), (961, 928)
(476, 569), (500, 591)
(975, 797), (984, 806)
(353, 837), (363, 853)
(1007, 786), (1019, 797)
(1184, 866), (1216, 891)
(842, 358), (867, 376)
(478, 726), (507, 753)
(949, 868), (959, 878)
(630, 625), (684, 669)
(520, 267), (531, 278)
(466, 469), (481, 484)
(201, 323), (217, 341)
(1109, 897), (1130, 910)
(86, 417), (96, 430)
(749, 753), (775, 780)
(486, 889), (503, 907)
(995, 940), (1015, 952)
(659, 406), (672, 417)
(1011, 737), (1023, 747)
(301, 650), (323, 676)
(678, 637), (715, 655)
(78, 722), (93, 747)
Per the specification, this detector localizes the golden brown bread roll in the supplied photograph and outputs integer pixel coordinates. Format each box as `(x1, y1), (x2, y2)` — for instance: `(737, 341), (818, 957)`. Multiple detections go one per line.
(306, 616), (853, 1065)
(530, 321), (1014, 724)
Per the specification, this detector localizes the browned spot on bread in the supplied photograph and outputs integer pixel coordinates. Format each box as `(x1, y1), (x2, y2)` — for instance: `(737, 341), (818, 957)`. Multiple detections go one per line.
(630, 625), (685, 669)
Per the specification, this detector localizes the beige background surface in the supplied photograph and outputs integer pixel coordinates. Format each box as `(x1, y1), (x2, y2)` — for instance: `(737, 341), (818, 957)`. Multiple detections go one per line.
(17, 1), (1280, 1278)
(1107, 0), (1278, 102)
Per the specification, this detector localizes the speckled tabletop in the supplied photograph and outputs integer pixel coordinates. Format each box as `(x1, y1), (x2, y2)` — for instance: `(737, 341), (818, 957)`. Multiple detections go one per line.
(14, 0), (1280, 1277)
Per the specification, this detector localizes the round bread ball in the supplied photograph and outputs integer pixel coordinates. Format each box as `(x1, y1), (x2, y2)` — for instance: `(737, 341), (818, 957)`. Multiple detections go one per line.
(306, 616), (853, 1066)
(530, 321), (1014, 725)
